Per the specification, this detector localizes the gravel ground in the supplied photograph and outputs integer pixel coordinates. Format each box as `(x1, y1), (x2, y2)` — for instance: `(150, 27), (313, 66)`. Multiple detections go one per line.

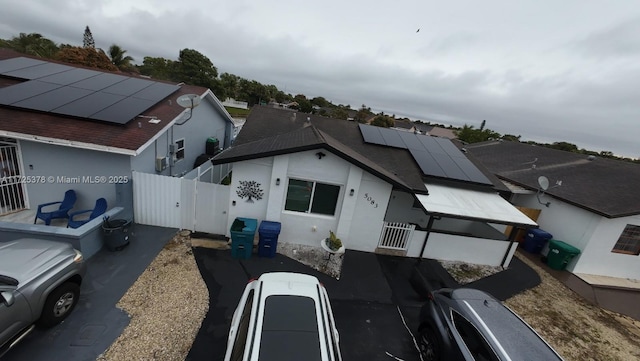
(277, 241), (344, 279)
(97, 233), (209, 361)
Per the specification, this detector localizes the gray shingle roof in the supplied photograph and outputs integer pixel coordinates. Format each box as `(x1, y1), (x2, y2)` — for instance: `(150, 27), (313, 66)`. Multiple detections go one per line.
(466, 141), (640, 218)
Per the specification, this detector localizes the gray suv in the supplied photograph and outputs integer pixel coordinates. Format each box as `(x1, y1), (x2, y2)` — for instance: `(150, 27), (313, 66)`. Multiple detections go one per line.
(417, 288), (564, 361)
(0, 238), (86, 358)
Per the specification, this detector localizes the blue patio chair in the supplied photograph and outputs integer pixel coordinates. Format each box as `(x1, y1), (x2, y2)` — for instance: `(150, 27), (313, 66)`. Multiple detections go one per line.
(34, 190), (77, 225)
(67, 198), (108, 229)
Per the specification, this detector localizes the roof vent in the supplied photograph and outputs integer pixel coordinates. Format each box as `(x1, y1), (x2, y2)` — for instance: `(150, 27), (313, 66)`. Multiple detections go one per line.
(587, 155), (596, 161)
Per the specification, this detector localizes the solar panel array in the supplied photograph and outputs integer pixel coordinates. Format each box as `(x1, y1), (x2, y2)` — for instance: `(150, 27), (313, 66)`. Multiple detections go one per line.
(0, 57), (180, 124)
(359, 124), (492, 185)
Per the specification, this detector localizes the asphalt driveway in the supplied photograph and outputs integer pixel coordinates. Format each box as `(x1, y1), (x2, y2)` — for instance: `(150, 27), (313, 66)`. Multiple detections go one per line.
(187, 247), (540, 361)
(188, 248), (430, 361)
(3, 224), (177, 361)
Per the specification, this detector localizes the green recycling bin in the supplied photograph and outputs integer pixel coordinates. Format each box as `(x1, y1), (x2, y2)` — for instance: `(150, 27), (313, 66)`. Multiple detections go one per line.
(546, 240), (580, 270)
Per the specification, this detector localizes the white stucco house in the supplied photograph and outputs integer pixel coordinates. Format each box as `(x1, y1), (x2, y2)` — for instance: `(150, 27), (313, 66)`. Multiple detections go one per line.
(466, 140), (640, 281)
(213, 106), (536, 267)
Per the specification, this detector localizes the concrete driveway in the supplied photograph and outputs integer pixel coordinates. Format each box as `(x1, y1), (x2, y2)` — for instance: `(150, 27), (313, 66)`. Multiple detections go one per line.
(187, 248), (432, 361)
(2, 224), (177, 361)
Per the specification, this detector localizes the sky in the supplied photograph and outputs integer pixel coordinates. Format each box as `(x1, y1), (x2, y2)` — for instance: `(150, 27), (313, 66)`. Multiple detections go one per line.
(1, 0), (639, 158)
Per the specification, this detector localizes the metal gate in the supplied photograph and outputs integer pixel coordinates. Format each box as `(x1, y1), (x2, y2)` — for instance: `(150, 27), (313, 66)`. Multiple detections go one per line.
(133, 166), (230, 235)
(377, 221), (415, 251)
(0, 139), (27, 215)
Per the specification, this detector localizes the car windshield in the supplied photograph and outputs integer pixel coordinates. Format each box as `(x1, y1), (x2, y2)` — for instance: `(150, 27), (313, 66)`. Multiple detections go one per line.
(258, 295), (321, 361)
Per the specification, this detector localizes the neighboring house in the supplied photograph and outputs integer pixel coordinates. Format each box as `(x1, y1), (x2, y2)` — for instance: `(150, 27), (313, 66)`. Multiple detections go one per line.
(213, 106), (536, 267)
(222, 97), (249, 110)
(428, 126), (457, 140)
(466, 140), (640, 280)
(0, 49), (234, 215)
(391, 118), (416, 133)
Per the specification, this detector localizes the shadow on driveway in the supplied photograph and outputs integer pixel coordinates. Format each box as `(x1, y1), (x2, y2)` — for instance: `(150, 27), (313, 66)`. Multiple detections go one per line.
(3, 225), (177, 361)
(188, 249), (541, 361)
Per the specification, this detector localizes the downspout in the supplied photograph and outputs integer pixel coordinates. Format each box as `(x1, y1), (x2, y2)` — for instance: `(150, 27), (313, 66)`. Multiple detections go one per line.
(418, 215), (438, 261)
(500, 226), (520, 268)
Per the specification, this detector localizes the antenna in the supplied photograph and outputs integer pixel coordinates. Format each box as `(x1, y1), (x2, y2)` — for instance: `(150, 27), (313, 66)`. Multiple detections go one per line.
(175, 94), (201, 125)
(538, 176), (549, 191)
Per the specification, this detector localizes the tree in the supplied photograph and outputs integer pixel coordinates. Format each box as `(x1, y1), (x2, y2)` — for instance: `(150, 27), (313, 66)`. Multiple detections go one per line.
(83, 26), (95, 49)
(354, 104), (372, 123)
(455, 124), (501, 143)
(2, 33), (58, 58)
(138, 56), (176, 80)
(173, 48), (218, 87)
(311, 96), (329, 108)
(331, 108), (348, 120)
(107, 44), (134, 71)
(371, 115), (394, 128)
(480, 119), (486, 131)
(501, 134), (521, 142)
(548, 142), (578, 152)
(293, 94), (313, 113)
(55, 46), (118, 71)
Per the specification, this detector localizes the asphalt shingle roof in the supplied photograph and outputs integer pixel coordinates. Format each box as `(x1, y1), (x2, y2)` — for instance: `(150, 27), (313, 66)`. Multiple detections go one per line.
(466, 140), (640, 218)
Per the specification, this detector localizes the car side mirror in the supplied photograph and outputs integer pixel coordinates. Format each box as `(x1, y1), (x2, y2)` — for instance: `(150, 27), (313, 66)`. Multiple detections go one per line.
(1, 291), (15, 307)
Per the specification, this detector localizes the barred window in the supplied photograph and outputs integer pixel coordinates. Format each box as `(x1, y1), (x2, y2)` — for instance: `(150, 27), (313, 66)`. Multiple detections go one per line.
(612, 224), (640, 255)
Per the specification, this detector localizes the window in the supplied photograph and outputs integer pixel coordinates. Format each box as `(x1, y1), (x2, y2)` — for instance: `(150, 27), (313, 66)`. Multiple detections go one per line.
(231, 289), (254, 361)
(175, 139), (185, 161)
(612, 224), (640, 255)
(452, 312), (499, 361)
(284, 179), (340, 216)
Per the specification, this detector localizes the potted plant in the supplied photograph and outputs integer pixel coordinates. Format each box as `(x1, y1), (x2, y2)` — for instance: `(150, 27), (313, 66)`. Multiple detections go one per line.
(321, 230), (345, 254)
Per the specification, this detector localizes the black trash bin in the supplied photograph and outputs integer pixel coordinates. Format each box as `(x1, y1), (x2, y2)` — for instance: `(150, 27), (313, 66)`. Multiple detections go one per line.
(102, 217), (131, 251)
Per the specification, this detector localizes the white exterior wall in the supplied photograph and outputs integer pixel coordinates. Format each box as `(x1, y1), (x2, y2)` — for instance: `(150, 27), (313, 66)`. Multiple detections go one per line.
(407, 230), (516, 266)
(513, 193), (640, 279)
(386, 190), (429, 228)
(225, 150), (392, 251)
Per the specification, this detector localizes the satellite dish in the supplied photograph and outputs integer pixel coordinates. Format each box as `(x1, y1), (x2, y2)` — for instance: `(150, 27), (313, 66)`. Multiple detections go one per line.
(176, 94), (201, 109)
(538, 176), (550, 191)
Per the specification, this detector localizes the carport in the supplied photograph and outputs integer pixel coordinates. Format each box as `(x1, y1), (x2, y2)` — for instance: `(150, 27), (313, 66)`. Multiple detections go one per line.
(413, 181), (538, 267)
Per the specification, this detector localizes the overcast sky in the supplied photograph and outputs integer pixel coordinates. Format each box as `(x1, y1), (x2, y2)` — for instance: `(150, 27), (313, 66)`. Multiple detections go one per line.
(1, 1), (639, 157)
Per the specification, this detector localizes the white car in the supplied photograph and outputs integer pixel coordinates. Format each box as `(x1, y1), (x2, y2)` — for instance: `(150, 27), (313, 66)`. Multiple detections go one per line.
(224, 272), (342, 361)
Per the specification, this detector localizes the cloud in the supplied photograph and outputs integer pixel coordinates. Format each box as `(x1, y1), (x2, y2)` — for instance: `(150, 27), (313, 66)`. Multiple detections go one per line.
(573, 17), (640, 59)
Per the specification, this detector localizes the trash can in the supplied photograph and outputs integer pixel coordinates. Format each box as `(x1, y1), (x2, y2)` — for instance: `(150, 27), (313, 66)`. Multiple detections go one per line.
(258, 221), (281, 258)
(522, 228), (553, 254)
(102, 217), (131, 251)
(230, 217), (257, 259)
(546, 240), (581, 270)
(206, 137), (220, 156)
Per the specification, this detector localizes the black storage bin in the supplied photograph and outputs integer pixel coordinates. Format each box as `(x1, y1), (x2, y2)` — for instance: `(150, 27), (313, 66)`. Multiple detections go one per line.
(102, 217), (131, 251)
(206, 137), (220, 156)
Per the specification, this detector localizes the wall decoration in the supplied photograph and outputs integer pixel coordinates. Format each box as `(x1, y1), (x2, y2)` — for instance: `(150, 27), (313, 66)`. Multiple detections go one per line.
(236, 180), (264, 203)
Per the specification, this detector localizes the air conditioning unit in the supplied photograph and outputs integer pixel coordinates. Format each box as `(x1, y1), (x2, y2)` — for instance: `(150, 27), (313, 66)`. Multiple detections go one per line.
(155, 156), (168, 172)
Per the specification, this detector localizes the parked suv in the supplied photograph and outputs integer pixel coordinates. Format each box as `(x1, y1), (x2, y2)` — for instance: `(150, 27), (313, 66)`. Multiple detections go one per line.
(0, 238), (86, 358)
(224, 272), (342, 361)
(417, 288), (563, 361)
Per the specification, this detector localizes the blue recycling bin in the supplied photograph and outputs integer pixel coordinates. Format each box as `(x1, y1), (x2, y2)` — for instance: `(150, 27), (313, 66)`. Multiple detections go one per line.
(522, 228), (553, 254)
(258, 221), (281, 258)
(230, 217), (257, 259)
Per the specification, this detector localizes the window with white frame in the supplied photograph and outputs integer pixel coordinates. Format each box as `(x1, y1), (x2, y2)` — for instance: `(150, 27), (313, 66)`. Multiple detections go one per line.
(175, 139), (185, 161)
(612, 224), (640, 255)
(284, 178), (340, 216)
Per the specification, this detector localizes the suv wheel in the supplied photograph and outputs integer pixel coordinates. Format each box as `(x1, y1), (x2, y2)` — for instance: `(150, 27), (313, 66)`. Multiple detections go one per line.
(418, 326), (440, 361)
(38, 282), (80, 328)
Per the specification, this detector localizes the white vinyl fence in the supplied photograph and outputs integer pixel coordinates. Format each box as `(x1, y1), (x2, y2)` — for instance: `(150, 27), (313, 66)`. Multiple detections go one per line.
(378, 221), (416, 251)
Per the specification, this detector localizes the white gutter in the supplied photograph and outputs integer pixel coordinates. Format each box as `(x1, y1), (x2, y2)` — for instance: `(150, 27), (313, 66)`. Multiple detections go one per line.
(0, 130), (136, 156)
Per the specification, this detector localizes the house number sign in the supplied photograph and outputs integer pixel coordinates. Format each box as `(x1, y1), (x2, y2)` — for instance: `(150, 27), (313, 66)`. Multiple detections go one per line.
(364, 193), (379, 208)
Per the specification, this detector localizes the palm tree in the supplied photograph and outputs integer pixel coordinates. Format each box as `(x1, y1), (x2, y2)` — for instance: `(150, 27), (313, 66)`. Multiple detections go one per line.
(107, 44), (134, 71)
(5, 33), (58, 58)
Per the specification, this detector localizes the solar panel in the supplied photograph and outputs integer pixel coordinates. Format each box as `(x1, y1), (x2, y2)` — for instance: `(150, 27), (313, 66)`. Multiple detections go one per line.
(359, 124), (385, 145)
(38, 68), (102, 85)
(432, 152), (468, 181)
(72, 73), (128, 91)
(5, 62), (73, 80)
(452, 157), (492, 184)
(379, 127), (406, 148)
(409, 148), (447, 178)
(13, 86), (93, 112)
(90, 96), (155, 124)
(396, 131), (424, 150)
(132, 82), (180, 101)
(433, 136), (464, 157)
(417, 134), (446, 154)
(103, 77), (154, 96)
(0, 80), (61, 105)
(55, 92), (125, 118)
(0, 57), (47, 74)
